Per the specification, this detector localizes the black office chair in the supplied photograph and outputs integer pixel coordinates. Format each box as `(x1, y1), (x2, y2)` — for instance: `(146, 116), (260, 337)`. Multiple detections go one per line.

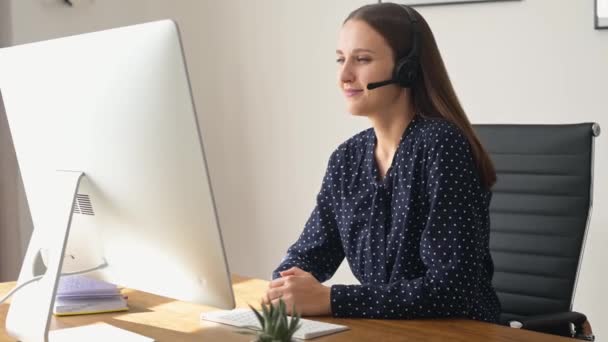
(474, 123), (600, 341)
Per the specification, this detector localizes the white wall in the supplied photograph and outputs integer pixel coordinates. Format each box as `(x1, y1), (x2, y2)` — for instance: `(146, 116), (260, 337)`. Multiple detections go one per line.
(7, 0), (372, 284)
(3, 0), (607, 335)
(192, 0), (371, 285)
(417, 1), (608, 334)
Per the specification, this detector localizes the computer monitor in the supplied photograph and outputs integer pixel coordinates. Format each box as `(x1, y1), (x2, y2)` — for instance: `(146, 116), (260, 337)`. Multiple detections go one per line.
(0, 20), (235, 341)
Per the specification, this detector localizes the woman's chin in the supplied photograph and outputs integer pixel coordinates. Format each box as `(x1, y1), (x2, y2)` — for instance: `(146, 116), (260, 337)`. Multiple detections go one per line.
(347, 105), (371, 117)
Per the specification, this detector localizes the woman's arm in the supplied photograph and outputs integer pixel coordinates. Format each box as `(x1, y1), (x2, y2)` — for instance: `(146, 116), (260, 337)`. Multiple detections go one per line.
(272, 150), (346, 283)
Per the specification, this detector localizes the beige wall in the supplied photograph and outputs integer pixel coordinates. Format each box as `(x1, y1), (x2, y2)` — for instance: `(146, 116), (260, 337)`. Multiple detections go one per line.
(0, 0), (10, 46)
(3, 0), (607, 335)
(0, 101), (21, 282)
(0, 0), (17, 281)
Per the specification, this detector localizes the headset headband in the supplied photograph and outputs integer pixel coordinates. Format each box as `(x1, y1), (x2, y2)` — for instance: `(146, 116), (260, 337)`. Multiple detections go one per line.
(400, 5), (420, 60)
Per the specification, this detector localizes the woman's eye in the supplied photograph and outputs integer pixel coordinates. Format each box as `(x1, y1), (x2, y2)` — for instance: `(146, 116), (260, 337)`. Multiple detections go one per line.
(336, 56), (370, 64)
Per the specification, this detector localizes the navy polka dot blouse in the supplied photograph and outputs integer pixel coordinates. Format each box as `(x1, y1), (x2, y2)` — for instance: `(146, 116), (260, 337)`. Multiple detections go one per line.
(273, 114), (501, 323)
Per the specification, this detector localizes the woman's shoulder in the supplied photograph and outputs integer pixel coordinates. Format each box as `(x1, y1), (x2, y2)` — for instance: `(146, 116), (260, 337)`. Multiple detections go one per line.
(329, 128), (373, 163)
(415, 114), (469, 149)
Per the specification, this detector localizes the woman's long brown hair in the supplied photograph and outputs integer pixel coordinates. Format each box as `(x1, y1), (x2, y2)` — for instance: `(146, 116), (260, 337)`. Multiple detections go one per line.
(346, 3), (496, 189)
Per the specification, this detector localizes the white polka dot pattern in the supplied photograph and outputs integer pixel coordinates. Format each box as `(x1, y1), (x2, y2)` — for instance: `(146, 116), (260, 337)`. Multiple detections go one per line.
(273, 114), (501, 322)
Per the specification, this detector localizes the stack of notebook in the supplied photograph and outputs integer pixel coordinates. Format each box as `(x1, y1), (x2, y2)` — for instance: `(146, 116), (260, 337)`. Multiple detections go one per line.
(53, 275), (128, 316)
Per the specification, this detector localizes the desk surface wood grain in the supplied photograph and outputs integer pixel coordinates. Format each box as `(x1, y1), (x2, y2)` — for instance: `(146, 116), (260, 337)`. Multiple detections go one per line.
(1, 276), (571, 341)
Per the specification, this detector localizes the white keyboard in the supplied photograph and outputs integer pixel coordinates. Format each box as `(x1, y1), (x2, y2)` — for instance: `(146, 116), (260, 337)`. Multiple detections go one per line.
(200, 308), (349, 340)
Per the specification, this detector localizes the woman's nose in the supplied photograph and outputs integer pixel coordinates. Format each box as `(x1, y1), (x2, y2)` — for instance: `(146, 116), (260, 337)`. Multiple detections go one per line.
(340, 62), (355, 84)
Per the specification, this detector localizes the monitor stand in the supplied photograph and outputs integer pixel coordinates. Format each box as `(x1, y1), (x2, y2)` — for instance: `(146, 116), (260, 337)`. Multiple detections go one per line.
(5, 170), (84, 342)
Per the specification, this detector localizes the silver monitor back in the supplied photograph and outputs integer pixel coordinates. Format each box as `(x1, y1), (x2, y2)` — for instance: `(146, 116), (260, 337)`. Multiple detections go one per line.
(0, 20), (235, 310)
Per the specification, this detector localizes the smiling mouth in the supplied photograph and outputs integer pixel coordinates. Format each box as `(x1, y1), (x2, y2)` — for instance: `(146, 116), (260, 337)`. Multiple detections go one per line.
(344, 89), (363, 97)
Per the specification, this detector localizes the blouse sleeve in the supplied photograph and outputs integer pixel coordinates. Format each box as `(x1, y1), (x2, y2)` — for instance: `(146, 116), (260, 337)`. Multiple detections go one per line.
(330, 128), (493, 320)
(272, 149), (345, 283)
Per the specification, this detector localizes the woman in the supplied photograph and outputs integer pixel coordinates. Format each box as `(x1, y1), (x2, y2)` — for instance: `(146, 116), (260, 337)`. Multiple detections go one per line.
(265, 3), (501, 323)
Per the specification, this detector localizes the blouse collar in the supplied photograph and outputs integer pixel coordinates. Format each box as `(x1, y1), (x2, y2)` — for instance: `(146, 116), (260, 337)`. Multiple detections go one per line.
(365, 113), (422, 187)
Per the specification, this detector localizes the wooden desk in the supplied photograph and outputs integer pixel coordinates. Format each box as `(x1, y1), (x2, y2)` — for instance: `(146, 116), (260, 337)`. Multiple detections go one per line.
(1, 276), (571, 341)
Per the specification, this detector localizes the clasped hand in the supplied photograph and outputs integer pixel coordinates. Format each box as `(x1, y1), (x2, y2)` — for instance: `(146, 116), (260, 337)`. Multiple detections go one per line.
(262, 267), (332, 316)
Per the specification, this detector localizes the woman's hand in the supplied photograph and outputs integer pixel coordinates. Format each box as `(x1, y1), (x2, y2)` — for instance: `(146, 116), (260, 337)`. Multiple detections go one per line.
(263, 267), (332, 316)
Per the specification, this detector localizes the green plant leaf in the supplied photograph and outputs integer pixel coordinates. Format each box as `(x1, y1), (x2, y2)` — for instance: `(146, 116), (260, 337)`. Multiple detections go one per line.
(272, 303), (281, 335)
(263, 302), (274, 334)
(250, 304), (266, 330)
(287, 304), (301, 337)
(270, 301), (280, 336)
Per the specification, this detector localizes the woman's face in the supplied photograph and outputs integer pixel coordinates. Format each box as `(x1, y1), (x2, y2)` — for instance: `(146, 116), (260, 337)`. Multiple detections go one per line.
(336, 19), (401, 116)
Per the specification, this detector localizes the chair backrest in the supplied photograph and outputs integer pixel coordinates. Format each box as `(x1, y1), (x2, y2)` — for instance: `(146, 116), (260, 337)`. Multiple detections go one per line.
(473, 123), (600, 323)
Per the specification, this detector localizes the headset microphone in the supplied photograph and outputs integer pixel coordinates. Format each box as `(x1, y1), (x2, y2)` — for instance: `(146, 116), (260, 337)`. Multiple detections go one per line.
(367, 79), (397, 90)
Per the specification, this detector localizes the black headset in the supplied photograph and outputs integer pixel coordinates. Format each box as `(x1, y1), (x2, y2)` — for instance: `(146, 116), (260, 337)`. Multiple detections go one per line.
(367, 5), (421, 90)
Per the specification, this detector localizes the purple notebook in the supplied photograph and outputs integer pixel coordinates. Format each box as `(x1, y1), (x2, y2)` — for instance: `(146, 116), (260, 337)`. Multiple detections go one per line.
(56, 275), (120, 298)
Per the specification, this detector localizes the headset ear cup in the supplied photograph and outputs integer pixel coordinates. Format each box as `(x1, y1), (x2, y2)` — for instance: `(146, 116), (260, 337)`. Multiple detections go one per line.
(394, 58), (419, 88)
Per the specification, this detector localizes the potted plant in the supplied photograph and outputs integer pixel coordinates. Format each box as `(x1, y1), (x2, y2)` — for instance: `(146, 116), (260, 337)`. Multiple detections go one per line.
(240, 299), (301, 342)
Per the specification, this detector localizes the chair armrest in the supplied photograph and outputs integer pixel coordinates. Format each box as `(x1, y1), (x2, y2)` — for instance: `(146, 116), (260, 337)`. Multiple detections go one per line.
(508, 311), (594, 340)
